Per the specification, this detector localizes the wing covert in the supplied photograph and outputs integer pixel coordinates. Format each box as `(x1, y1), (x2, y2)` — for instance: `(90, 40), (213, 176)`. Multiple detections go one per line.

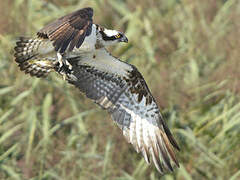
(37, 7), (93, 53)
(62, 57), (180, 173)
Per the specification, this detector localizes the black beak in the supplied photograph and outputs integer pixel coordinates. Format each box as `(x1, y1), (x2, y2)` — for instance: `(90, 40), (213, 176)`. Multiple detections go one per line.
(120, 35), (128, 43)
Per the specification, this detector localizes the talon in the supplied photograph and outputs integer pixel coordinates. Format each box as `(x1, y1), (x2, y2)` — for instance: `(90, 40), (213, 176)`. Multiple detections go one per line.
(56, 52), (73, 80)
(57, 52), (72, 71)
(65, 60), (73, 70)
(58, 69), (67, 81)
(57, 65), (62, 73)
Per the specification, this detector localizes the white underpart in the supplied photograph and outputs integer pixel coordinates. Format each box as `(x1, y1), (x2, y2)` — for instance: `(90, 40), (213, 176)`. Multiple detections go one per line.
(77, 48), (132, 76)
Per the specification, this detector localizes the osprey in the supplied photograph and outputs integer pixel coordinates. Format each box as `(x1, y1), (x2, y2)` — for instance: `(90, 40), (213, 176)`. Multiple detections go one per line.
(14, 7), (128, 77)
(14, 7), (180, 174)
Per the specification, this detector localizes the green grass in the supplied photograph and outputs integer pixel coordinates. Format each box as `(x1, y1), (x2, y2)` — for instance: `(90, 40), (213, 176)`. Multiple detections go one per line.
(1, 0), (240, 179)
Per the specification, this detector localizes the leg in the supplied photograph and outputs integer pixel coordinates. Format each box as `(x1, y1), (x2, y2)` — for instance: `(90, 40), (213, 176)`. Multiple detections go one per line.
(56, 56), (73, 81)
(65, 59), (72, 70)
(57, 52), (63, 68)
(57, 52), (72, 70)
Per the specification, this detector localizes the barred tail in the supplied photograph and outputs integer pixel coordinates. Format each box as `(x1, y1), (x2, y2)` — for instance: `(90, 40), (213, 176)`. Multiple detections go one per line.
(14, 37), (42, 63)
(14, 37), (56, 78)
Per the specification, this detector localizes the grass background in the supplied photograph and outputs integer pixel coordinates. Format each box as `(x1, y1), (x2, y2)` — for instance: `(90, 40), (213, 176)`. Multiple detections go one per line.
(0, 0), (240, 179)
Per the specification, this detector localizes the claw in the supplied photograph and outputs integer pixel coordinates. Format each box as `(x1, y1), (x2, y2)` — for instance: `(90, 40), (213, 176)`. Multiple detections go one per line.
(65, 59), (73, 70)
(57, 52), (72, 71)
(58, 68), (67, 81)
(56, 52), (73, 81)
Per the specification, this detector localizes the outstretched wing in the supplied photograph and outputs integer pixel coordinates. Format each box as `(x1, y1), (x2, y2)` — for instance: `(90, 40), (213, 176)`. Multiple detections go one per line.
(37, 7), (93, 53)
(62, 50), (180, 173)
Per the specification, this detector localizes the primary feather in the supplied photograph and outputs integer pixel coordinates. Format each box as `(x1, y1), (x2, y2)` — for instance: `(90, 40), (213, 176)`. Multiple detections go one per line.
(62, 48), (180, 173)
(37, 7), (93, 53)
(13, 7), (180, 174)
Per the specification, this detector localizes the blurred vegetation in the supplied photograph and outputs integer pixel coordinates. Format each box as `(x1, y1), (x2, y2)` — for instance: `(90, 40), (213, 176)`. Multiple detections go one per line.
(0, 0), (240, 179)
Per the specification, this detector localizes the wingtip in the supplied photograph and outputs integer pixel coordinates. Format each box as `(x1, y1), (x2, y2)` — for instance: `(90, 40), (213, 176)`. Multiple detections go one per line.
(159, 116), (181, 151)
(171, 138), (181, 151)
(142, 145), (151, 164)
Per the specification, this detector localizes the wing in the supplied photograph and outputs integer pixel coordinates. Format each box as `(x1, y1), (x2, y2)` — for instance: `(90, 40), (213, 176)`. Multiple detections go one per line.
(37, 7), (93, 53)
(62, 51), (180, 173)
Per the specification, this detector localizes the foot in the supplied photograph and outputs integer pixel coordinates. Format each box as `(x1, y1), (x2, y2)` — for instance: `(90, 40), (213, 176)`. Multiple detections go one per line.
(65, 59), (73, 70)
(57, 52), (63, 68)
(58, 66), (70, 81)
(56, 52), (72, 72)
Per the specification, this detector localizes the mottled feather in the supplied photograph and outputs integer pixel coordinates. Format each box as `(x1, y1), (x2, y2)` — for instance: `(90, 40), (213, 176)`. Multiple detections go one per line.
(61, 48), (180, 174)
(14, 37), (57, 77)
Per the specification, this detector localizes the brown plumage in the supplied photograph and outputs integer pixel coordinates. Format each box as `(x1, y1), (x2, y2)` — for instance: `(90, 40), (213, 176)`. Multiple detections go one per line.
(37, 7), (93, 53)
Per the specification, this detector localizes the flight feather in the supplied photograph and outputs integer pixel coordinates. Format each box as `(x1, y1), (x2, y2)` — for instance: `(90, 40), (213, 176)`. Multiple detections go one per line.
(62, 48), (180, 173)
(37, 7), (93, 53)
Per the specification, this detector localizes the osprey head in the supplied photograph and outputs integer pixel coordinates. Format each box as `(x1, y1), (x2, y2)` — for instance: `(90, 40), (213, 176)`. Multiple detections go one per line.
(98, 28), (128, 46)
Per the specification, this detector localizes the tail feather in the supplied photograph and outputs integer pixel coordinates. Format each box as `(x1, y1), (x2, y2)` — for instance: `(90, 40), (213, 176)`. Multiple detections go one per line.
(14, 37), (56, 78)
(18, 60), (54, 78)
(14, 37), (41, 63)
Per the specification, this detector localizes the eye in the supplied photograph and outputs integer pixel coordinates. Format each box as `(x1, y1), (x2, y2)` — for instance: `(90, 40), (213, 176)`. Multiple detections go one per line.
(115, 34), (121, 38)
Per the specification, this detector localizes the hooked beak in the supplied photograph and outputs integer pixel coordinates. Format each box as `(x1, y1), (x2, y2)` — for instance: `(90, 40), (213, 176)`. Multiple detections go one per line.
(120, 35), (128, 43)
